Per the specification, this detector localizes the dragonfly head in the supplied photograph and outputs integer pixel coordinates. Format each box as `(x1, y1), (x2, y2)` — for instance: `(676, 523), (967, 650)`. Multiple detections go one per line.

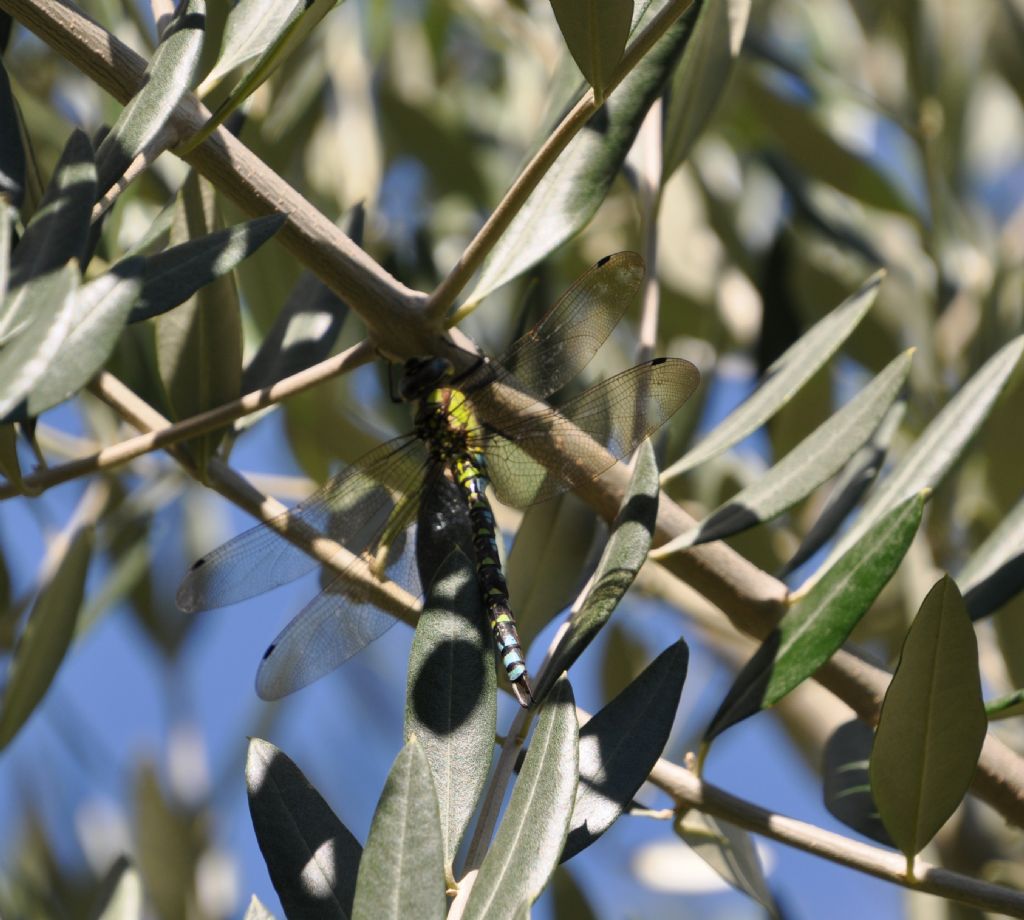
(399, 356), (454, 401)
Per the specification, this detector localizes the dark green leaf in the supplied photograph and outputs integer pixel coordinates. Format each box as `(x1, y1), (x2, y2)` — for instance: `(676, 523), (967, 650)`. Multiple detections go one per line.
(405, 543), (496, 871)
(870, 576), (986, 863)
(551, 867), (597, 920)
(663, 271), (884, 479)
(674, 810), (775, 915)
(154, 173), (243, 469)
(0, 62), (25, 208)
(958, 492), (1024, 620)
(463, 679), (579, 920)
(6, 130), (95, 294)
(549, 0), (633, 100)
(351, 741), (446, 920)
(562, 639), (689, 861)
(705, 490), (927, 744)
(0, 526), (93, 749)
(246, 737), (362, 919)
(534, 441), (659, 703)
(822, 720), (892, 846)
(0, 263), (79, 422)
(657, 349), (913, 551)
(0, 423), (22, 493)
(6, 260), (144, 422)
(95, 0), (206, 195)
(0, 199), (12, 304)
(127, 213), (285, 324)
(819, 335), (1024, 574)
(662, 0), (749, 176)
(467, 0), (703, 304)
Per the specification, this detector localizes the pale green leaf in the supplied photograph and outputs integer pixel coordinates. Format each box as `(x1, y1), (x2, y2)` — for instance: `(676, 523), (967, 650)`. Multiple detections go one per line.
(351, 741), (446, 920)
(563, 639), (689, 861)
(534, 441), (659, 703)
(0, 527), (93, 749)
(675, 810), (776, 916)
(93, 857), (143, 920)
(0, 262), (79, 421)
(870, 576), (987, 862)
(466, 0), (703, 306)
(705, 491), (926, 743)
(662, 271), (884, 480)
(663, 0), (750, 176)
(246, 737), (361, 919)
(984, 689), (1024, 721)
(656, 349), (913, 552)
(9, 260), (144, 421)
(819, 335), (1024, 575)
(95, 0), (205, 195)
(463, 679), (579, 920)
(405, 543), (495, 871)
(242, 895), (278, 920)
(0, 196), (15, 304)
(549, 0), (633, 100)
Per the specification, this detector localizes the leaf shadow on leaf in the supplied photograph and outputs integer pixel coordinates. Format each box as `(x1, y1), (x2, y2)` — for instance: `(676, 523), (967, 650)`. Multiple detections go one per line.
(409, 631), (488, 734)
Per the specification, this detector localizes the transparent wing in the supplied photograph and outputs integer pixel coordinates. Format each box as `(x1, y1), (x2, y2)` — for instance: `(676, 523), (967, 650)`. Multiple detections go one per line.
(458, 252), (644, 401)
(255, 466), (466, 700)
(483, 358), (700, 508)
(176, 435), (430, 612)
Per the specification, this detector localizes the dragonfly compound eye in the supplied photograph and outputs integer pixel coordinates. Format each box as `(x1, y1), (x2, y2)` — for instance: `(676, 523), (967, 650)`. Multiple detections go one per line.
(400, 356), (454, 400)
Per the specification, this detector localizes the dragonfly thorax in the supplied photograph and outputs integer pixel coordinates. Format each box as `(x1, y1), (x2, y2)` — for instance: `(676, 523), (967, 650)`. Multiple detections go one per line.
(399, 355), (454, 401)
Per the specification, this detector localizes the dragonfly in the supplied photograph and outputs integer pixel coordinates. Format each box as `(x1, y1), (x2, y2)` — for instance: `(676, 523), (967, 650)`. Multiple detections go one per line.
(177, 252), (700, 706)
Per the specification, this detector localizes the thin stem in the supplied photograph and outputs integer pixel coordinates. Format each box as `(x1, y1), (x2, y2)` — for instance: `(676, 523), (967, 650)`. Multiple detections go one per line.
(424, 0), (695, 322)
(648, 758), (1024, 918)
(0, 339), (374, 500)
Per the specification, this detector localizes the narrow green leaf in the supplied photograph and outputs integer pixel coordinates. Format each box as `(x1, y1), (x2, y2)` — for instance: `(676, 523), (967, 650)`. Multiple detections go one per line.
(203, 0), (328, 89)
(405, 544), (496, 871)
(242, 895), (278, 920)
(822, 720), (892, 846)
(674, 810), (776, 916)
(5, 130), (94, 297)
(6, 260), (144, 422)
(549, 0), (633, 101)
(562, 639), (689, 861)
(780, 398), (905, 577)
(0, 262), (79, 421)
(155, 173), (243, 469)
(186, 0), (339, 152)
(506, 493), (596, 652)
(467, 0), (703, 305)
(351, 741), (446, 920)
(0, 527), (92, 749)
(0, 62), (25, 208)
(534, 441), (659, 703)
(95, 0), (206, 195)
(870, 576), (987, 863)
(551, 867), (598, 920)
(663, 271), (884, 480)
(246, 737), (362, 920)
(463, 679), (579, 920)
(819, 335), (1024, 575)
(127, 213), (285, 324)
(985, 689), (1024, 721)
(958, 492), (1024, 620)
(662, 0), (750, 176)
(704, 490), (927, 744)
(92, 857), (143, 920)
(658, 349), (913, 552)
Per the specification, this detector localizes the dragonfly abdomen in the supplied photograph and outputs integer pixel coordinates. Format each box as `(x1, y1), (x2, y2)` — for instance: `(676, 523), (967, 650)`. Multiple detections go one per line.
(452, 451), (534, 708)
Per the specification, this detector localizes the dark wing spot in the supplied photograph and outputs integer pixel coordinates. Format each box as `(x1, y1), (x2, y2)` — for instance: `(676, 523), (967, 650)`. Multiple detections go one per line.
(190, 557), (207, 570)
(262, 643), (276, 661)
(597, 254), (611, 267)
(651, 356), (667, 366)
